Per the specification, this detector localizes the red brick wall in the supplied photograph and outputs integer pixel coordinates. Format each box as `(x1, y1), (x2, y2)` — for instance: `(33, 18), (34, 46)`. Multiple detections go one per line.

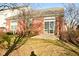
(16, 18), (26, 34)
(5, 16), (65, 36)
(31, 16), (64, 35)
(0, 28), (3, 33)
(31, 17), (44, 35)
(55, 16), (64, 36)
(6, 17), (27, 34)
(6, 18), (11, 32)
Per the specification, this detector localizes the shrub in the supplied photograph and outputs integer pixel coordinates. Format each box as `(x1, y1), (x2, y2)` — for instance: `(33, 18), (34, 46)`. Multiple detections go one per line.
(6, 32), (13, 35)
(0, 32), (12, 49)
(59, 28), (79, 47)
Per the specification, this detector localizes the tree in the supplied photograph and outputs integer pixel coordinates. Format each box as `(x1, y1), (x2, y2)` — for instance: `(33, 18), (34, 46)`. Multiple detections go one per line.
(0, 3), (33, 56)
(18, 4), (32, 32)
(61, 3), (79, 46)
(64, 3), (79, 28)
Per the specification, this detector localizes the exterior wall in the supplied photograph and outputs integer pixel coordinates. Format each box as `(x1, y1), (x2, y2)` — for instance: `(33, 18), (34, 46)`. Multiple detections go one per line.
(31, 16), (64, 35)
(0, 28), (4, 33)
(6, 17), (44, 35)
(0, 7), (29, 33)
(4, 16), (65, 36)
(0, 7), (64, 35)
(6, 18), (11, 32)
(31, 17), (44, 35)
(6, 17), (26, 33)
(16, 18), (26, 34)
(0, 7), (64, 36)
(55, 16), (64, 36)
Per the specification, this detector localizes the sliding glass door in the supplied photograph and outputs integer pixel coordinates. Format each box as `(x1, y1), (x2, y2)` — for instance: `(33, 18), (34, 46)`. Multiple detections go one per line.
(44, 20), (55, 33)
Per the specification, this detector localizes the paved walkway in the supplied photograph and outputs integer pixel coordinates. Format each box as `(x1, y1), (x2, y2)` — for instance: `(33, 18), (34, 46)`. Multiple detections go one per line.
(31, 34), (59, 40)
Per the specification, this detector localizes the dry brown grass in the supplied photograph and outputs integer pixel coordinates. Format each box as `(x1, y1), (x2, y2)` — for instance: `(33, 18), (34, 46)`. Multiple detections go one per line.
(7, 38), (79, 56)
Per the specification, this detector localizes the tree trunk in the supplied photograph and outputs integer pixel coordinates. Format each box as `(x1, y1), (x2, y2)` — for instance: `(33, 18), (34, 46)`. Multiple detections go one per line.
(3, 43), (16, 56)
(3, 35), (24, 56)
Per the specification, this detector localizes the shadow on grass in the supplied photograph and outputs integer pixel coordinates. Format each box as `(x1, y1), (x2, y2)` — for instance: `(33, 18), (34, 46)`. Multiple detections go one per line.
(44, 39), (79, 56)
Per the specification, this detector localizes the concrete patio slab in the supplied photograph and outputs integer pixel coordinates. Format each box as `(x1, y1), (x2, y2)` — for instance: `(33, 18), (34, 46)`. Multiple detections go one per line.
(31, 34), (59, 40)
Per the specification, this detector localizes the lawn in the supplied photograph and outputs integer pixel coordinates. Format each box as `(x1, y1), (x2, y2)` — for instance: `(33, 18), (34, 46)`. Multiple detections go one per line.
(8, 38), (79, 56)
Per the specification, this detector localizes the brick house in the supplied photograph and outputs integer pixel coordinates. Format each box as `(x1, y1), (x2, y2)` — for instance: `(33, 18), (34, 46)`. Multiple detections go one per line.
(0, 7), (65, 36)
(29, 8), (64, 36)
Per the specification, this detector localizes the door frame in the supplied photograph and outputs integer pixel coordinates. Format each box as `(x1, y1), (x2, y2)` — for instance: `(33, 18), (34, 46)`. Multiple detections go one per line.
(44, 16), (56, 34)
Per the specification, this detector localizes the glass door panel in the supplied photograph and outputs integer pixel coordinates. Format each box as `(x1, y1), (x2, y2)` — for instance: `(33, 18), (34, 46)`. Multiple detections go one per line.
(49, 21), (54, 33)
(44, 20), (55, 34)
(45, 22), (49, 33)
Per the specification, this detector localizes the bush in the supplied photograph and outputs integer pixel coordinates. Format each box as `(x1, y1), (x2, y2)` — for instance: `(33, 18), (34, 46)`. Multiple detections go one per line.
(0, 32), (6, 37)
(0, 32), (6, 43)
(6, 32), (13, 35)
(59, 28), (79, 46)
(30, 31), (38, 37)
(0, 32), (12, 49)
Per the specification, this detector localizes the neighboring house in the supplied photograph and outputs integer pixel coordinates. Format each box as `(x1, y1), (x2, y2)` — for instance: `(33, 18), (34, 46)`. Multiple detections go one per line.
(0, 6), (30, 33)
(0, 7), (65, 36)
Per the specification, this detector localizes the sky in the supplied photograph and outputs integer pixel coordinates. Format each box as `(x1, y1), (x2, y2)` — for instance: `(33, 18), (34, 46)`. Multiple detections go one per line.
(0, 3), (79, 10)
(0, 3), (65, 11)
(30, 3), (64, 9)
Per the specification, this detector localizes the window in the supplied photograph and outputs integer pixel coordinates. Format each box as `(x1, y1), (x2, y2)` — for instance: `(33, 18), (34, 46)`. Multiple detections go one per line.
(11, 20), (17, 23)
(11, 25), (16, 30)
(10, 20), (17, 31)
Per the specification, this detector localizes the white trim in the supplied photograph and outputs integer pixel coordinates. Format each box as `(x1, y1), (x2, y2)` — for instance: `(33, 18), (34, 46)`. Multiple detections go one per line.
(44, 19), (55, 22)
(44, 16), (55, 20)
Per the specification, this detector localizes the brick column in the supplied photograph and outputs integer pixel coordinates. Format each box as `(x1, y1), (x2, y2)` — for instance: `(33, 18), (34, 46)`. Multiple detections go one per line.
(55, 16), (63, 36)
(31, 17), (44, 35)
(6, 18), (11, 32)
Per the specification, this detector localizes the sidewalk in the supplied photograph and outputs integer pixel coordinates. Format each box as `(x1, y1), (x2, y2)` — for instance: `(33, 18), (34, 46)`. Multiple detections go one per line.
(31, 34), (59, 40)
